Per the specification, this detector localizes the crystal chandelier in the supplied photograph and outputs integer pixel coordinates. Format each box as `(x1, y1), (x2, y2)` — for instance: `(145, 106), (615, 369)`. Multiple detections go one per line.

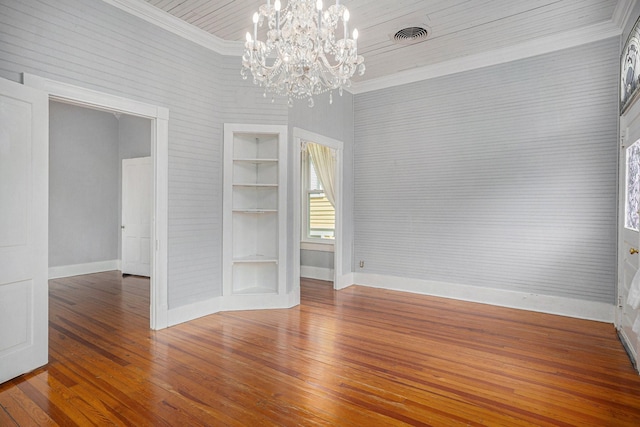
(241, 0), (365, 107)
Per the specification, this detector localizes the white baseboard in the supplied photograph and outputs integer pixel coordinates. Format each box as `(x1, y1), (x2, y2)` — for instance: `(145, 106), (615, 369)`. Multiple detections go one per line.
(49, 260), (121, 279)
(617, 327), (639, 373)
(335, 272), (354, 290)
(301, 266), (334, 281)
(167, 289), (301, 327)
(167, 296), (223, 327)
(354, 272), (614, 322)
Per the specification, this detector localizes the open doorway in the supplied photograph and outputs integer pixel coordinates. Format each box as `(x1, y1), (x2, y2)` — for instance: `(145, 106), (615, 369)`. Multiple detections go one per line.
(293, 128), (344, 291)
(48, 101), (151, 281)
(23, 73), (169, 330)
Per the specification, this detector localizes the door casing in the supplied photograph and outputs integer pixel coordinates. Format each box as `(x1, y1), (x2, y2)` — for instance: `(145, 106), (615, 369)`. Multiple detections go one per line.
(293, 127), (345, 290)
(23, 73), (169, 330)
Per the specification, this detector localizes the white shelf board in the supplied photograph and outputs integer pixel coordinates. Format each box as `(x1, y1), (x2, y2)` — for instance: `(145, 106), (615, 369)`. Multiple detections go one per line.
(232, 286), (278, 295)
(233, 158), (278, 163)
(233, 255), (278, 263)
(232, 183), (278, 187)
(232, 209), (278, 213)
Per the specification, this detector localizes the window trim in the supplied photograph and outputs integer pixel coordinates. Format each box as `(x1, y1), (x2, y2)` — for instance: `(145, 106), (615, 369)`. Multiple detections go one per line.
(302, 146), (335, 245)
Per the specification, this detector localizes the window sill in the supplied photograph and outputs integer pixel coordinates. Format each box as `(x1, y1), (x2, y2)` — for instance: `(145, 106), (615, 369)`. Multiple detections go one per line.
(301, 241), (334, 252)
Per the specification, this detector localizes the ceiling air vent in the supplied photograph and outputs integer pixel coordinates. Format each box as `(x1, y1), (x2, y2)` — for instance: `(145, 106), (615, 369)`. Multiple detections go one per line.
(392, 26), (429, 45)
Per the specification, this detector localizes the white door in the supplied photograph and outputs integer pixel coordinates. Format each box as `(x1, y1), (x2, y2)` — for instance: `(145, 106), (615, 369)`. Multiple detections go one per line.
(121, 157), (152, 277)
(0, 78), (48, 383)
(618, 102), (640, 368)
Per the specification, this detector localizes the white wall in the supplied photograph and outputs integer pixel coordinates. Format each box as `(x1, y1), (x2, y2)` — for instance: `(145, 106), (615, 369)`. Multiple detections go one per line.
(353, 38), (619, 317)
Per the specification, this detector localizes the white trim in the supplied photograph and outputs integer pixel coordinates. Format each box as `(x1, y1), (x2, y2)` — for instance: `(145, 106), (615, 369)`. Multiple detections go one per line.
(613, 0), (638, 33)
(355, 273), (614, 322)
(23, 73), (170, 330)
(100, 0), (241, 56)
(167, 289), (300, 326)
(49, 260), (120, 280)
(301, 266), (334, 281)
(301, 242), (334, 252)
(293, 128), (344, 291)
(618, 327), (639, 373)
(350, 21), (623, 95)
(167, 296), (222, 327)
(335, 272), (354, 290)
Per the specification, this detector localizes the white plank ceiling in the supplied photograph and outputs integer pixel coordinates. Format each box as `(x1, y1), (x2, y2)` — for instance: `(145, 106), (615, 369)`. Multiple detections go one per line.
(143, 0), (627, 84)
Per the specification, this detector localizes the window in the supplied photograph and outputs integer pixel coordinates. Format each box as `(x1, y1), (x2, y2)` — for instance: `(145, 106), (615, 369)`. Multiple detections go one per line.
(303, 143), (335, 241)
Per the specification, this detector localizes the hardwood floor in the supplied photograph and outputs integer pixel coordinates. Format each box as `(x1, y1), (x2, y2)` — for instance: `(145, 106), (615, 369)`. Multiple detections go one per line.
(1, 272), (640, 426)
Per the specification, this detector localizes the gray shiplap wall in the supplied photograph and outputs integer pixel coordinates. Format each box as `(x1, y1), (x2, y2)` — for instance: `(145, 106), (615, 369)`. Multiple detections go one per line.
(301, 250), (334, 270)
(354, 38), (619, 304)
(0, 0), (287, 308)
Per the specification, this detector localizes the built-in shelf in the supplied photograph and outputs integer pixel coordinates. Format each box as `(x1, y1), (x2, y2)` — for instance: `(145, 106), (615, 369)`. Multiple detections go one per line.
(223, 124), (288, 305)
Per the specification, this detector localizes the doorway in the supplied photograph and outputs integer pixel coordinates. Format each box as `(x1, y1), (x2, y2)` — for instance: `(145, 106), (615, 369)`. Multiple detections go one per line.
(49, 102), (151, 279)
(293, 128), (344, 291)
(23, 73), (169, 330)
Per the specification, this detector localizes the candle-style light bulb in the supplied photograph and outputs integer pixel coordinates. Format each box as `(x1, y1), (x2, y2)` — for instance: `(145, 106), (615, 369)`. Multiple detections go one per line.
(275, 0), (281, 29)
(246, 32), (252, 43)
(252, 12), (259, 41)
(352, 28), (358, 55)
(343, 9), (349, 39)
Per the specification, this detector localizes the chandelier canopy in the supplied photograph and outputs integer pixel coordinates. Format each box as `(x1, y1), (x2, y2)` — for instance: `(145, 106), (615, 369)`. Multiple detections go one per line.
(241, 0), (365, 107)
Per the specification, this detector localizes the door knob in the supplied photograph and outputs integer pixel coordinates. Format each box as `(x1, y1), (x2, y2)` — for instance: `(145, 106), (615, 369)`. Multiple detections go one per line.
(631, 247), (639, 255)
(121, 225), (125, 229)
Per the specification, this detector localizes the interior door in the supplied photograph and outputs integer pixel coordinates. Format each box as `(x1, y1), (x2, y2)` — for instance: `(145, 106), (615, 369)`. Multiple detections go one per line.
(121, 157), (152, 277)
(0, 77), (48, 384)
(618, 104), (640, 368)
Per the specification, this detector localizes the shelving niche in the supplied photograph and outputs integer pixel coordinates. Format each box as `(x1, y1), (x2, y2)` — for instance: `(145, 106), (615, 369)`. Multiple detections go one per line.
(223, 124), (292, 310)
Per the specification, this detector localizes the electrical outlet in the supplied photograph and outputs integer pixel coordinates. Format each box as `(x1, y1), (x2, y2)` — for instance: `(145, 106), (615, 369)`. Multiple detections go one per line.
(359, 260), (364, 268)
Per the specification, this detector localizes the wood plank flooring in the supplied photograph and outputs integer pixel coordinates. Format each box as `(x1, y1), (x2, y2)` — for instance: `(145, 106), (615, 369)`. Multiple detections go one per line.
(1, 271), (640, 426)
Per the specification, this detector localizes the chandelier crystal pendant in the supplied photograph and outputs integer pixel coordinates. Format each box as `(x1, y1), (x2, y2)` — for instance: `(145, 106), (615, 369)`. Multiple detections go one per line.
(241, 0), (365, 107)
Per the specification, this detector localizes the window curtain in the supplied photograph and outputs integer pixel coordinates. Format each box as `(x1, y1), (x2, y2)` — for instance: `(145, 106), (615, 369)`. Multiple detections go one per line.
(307, 142), (336, 208)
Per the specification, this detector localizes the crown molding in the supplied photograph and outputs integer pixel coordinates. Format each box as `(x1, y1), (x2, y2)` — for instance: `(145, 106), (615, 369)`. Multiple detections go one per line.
(350, 20), (623, 94)
(103, 0), (635, 95)
(101, 0), (243, 56)
(613, 0), (638, 33)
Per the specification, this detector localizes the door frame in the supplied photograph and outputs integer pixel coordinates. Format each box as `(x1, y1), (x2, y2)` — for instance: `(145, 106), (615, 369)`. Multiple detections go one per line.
(293, 127), (345, 290)
(23, 73), (169, 330)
